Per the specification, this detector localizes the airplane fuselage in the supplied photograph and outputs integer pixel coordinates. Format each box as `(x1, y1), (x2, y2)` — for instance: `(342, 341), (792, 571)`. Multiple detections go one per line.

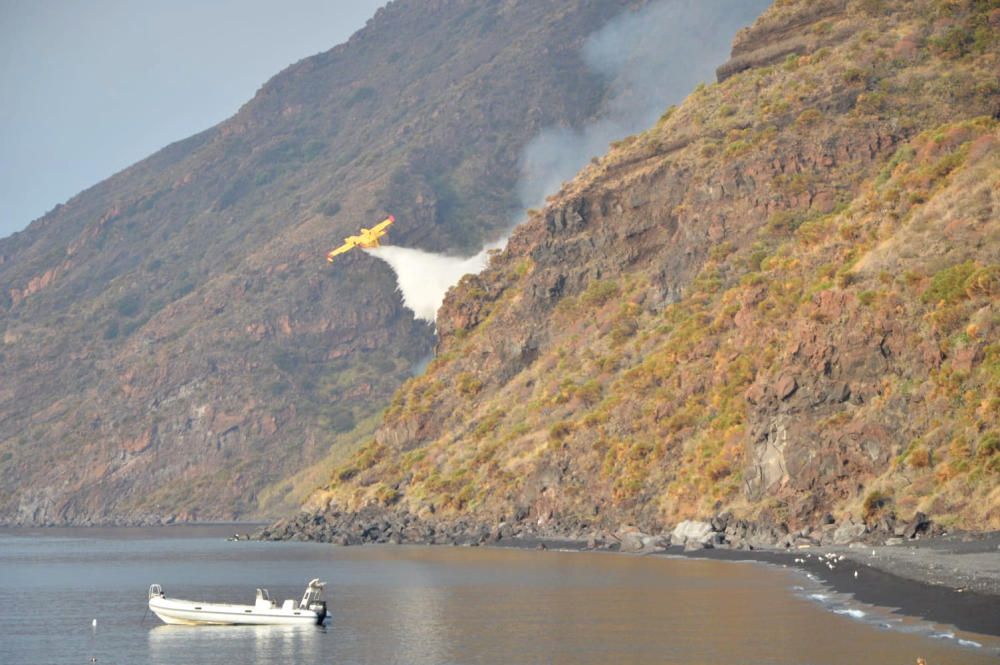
(326, 215), (395, 262)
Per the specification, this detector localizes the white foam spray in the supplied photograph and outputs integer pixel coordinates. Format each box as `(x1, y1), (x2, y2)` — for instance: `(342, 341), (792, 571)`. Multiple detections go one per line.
(364, 245), (492, 323)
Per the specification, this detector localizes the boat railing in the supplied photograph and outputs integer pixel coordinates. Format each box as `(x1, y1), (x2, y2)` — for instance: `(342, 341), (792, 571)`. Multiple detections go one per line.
(299, 579), (326, 609)
(148, 584), (163, 599)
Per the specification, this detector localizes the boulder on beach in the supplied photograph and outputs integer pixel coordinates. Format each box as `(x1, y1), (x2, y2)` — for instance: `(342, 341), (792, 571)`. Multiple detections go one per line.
(671, 520), (715, 548)
(616, 525), (667, 553)
(902, 512), (931, 539)
(832, 521), (867, 545)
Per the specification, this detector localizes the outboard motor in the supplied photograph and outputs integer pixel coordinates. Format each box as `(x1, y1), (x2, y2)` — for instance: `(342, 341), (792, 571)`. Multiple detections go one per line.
(308, 599), (328, 623)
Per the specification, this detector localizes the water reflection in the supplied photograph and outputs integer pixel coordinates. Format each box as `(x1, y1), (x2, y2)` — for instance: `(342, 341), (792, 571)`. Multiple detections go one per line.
(148, 624), (325, 664)
(386, 582), (452, 663)
(329, 555), (455, 664)
(3, 530), (997, 665)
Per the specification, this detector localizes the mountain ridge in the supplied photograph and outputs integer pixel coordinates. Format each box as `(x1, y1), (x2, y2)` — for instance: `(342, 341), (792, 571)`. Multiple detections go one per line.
(0, 0), (639, 525)
(278, 0), (1000, 547)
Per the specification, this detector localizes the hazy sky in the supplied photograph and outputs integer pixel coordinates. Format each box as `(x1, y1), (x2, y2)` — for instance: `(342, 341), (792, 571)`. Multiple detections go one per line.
(0, 0), (386, 240)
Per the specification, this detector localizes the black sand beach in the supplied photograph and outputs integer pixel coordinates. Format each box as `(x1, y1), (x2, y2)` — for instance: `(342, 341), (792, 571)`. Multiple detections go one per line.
(674, 537), (1000, 638)
(490, 532), (1000, 638)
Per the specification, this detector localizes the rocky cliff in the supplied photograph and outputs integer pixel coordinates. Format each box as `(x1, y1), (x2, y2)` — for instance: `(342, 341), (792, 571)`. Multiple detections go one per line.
(287, 0), (1000, 546)
(0, 0), (638, 524)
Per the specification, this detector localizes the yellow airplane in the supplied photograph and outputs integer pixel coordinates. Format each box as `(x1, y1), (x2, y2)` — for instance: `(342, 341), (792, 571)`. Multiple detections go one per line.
(326, 215), (395, 262)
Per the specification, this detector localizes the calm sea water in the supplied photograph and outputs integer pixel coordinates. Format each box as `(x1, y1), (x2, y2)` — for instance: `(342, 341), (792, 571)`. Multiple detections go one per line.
(0, 525), (996, 664)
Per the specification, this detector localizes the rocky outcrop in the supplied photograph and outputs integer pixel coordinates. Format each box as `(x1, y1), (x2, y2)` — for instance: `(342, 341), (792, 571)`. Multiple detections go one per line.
(260, 502), (941, 553)
(716, 0), (851, 82)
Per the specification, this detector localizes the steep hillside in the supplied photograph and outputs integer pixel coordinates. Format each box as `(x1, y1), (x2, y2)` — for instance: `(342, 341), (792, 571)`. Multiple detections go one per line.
(287, 0), (1000, 544)
(0, 0), (637, 525)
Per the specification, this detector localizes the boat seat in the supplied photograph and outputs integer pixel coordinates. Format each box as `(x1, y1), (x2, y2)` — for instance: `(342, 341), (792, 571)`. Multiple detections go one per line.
(255, 588), (277, 609)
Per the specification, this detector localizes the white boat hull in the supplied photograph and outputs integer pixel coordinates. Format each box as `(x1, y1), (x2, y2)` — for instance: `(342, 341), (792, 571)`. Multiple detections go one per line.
(149, 596), (324, 626)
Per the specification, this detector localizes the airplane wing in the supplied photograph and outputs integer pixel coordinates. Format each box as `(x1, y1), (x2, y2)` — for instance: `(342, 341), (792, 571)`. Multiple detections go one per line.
(371, 216), (394, 234)
(326, 240), (358, 261)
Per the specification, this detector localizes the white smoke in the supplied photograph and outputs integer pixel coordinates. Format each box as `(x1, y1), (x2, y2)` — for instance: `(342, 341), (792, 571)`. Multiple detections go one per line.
(364, 245), (491, 323)
(369, 0), (769, 324)
(518, 0), (770, 209)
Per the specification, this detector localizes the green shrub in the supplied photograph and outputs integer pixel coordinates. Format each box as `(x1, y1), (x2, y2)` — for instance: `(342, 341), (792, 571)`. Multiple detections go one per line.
(581, 280), (620, 307)
(328, 407), (356, 434)
(319, 201), (341, 217)
(906, 446), (932, 468)
(795, 108), (823, 126)
(609, 316), (638, 345)
(473, 410), (504, 440)
(747, 249), (769, 271)
(836, 268), (856, 289)
(169, 279), (194, 300)
(375, 484), (401, 505)
(843, 67), (866, 84)
(857, 0), (888, 16)
(103, 320), (120, 340)
(977, 431), (1000, 460)
(115, 293), (142, 317)
(964, 265), (1000, 297)
(549, 420), (574, 442)
(337, 466), (359, 482)
(576, 380), (602, 406)
(717, 104), (737, 118)
(930, 27), (974, 59)
(922, 260), (977, 304)
(724, 140), (751, 156)
(857, 91), (888, 114)
(273, 349), (302, 373)
(458, 373), (483, 396)
(863, 489), (892, 519)
(876, 145), (916, 185)
(346, 87), (377, 107)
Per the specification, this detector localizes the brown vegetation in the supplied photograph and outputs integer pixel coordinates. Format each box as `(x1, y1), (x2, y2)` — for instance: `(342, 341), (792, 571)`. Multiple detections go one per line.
(314, 0), (1000, 535)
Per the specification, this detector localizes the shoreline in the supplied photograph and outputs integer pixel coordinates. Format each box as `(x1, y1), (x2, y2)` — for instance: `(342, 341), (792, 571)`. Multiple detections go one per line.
(5, 521), (996, 638)
(484, 533), (1000, 639)
(668, 543), (1000, 639)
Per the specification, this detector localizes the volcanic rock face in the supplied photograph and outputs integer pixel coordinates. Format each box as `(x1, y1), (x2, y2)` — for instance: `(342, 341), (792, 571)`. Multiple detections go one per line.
(0, 0), (636, 525)
(716, 0), (851, 82)
(309, 0), (999, 538)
